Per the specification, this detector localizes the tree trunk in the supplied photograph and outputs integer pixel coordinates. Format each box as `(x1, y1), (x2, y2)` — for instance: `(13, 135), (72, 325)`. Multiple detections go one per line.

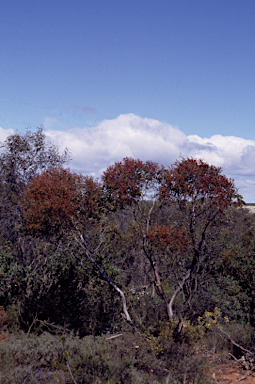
(167, 269), (191, 320)
(153, 262), (172, 320)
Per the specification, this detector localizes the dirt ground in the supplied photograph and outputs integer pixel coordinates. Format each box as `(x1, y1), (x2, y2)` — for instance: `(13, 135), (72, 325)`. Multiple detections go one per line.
(206, 351), (255, 384)
(210, 362), (255, 383)
(195, 344), (255, 383)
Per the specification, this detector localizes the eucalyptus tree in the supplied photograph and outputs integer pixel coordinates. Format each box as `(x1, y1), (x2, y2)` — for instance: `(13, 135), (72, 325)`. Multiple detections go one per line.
(103, 157), (241, 322)
(0, 127), (69, 241)
(22, 167), (138, 332)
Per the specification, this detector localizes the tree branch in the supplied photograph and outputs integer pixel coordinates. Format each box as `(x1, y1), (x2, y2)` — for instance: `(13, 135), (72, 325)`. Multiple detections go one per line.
(75, 234), (139, 333)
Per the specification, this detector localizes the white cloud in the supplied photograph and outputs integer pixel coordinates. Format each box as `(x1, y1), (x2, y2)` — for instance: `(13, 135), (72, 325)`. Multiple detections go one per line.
(185, 134), (255, 176)
(44, 113), (186, 175)
(181, 134), (255, 202)
(0, 114), (252, 202)
(0, 116), (254, 200)
(42, 113), (255, 202)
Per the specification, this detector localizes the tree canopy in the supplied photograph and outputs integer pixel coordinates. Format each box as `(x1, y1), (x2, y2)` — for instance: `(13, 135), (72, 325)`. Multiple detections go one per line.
(1, 129), (253, 342)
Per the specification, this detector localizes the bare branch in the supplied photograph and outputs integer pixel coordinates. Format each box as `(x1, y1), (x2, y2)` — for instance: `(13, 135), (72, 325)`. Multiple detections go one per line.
(76, 234), (139, 333)
(218, 328), (253, 355)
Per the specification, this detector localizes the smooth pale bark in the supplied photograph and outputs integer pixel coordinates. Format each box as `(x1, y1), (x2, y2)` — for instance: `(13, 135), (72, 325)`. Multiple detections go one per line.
(76, 234), (138, 333)
(167, 269), (191, 320)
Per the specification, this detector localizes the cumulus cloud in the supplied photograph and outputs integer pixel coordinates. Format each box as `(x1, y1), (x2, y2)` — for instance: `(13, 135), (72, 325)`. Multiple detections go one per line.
(45, 113), (186, 175)
(42, 113), (255, 202)
(184, 134), (255, 176)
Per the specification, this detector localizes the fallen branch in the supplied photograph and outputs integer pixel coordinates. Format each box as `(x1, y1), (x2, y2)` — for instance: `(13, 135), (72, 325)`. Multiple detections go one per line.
(67, 362), (78, 384)
(237, 371), (251, 382)
(106, 334), (123, 340)
(218, 328), (253, 355)
(219, 328), (255, 373)
(228, 353), (245, 362)
(39, 320), (71, 334)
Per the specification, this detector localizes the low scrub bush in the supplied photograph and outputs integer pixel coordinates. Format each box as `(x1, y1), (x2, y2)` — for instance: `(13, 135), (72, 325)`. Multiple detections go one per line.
(0, 331), (211, 384)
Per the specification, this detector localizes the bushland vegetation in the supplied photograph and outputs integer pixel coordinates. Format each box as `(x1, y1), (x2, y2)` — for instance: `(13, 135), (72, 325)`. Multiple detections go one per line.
(0, 129), (255, 383)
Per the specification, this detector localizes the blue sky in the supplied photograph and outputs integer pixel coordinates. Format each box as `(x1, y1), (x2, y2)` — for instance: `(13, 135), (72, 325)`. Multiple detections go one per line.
(1, 0), (255, 201)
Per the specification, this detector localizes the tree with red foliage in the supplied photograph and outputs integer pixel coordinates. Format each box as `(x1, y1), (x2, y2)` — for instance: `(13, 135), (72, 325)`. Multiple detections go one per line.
(103, 157), (173, 316)
(103, 157), (242, 322)
(22, 167), (82, 237)
(147, 224), (193, 319)
(159, 158), (239, 212)
(103, 157), (160, 209)
(0, 128), (69, 243)
(157, 158), (242, 319)
(22, 167), (138, 332)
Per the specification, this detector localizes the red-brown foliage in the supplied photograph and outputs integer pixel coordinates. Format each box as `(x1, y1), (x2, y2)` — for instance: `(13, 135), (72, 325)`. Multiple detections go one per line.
(159, 158), (240, 212)
(22, 167), (102, 236)
(102, 157), (160, 208)
(148, 224), (192, 256)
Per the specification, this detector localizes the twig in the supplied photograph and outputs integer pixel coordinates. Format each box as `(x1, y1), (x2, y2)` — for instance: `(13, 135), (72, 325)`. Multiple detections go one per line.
(228, 352), (244, 362)
(106, 333), (123, 340)
(38, 320), (71, 334)
(218, 328), (253, 355)
(66, 362), (78, 384)
(237, 371), (251, 382)
(27, 312), (38, 335)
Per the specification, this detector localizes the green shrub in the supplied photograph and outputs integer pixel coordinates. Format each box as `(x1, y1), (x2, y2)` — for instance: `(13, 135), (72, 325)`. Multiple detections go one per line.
(0, 331), (211, 384)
